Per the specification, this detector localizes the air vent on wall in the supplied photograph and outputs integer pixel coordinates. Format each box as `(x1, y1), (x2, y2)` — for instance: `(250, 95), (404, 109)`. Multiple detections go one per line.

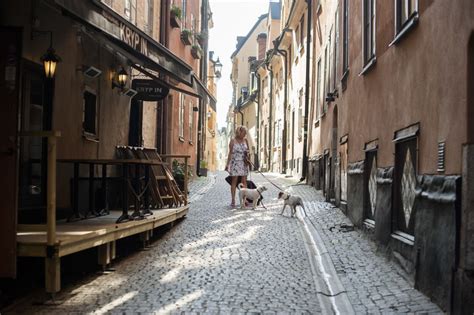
(437, 141), (446, 173)
(122, 88), (137, 98)
(83, 66), (102, 78)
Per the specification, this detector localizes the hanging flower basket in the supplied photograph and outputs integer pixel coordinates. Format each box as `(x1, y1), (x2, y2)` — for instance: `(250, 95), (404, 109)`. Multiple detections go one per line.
(180, 29), (192, 46)
(195, 32), (208, 46)
(170, 5), (182, 28)
(191, 45), (202, 59)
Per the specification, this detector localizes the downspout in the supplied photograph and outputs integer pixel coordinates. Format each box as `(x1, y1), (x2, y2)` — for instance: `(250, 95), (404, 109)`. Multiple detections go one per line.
(158, 0), (170, 154)
(265, 62), (274, 171)
(255, 70), (261, 170)
(302, 0), (312, 182)
(197, 0), (209, 176)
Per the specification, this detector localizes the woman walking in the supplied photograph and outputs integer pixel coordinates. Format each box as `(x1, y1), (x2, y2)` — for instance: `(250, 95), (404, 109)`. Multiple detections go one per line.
(225, 126), (250, 207)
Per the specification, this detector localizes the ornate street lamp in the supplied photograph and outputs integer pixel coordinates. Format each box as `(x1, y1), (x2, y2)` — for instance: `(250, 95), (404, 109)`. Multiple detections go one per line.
(40, 47), (61, 79)
(214, 58), (222, 79)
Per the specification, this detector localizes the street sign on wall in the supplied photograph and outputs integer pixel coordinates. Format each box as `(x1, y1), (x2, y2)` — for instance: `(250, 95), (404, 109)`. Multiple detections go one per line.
(132, 79), (169, 101)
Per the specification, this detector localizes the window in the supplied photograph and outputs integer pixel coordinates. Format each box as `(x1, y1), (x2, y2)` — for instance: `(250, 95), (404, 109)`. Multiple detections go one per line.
(83, 90), (97, 136)
(288, 44), (292, 74)
(323, 46), (328, 108)
(181, 0), (187, 28)
(342, 0), (349, 73)
(179, 93), (184, 139)
(189, 102), (193, 142)
(328, 26), (333, 91)
(124, 0), (137, 24)
(394, 0), (418, 42)
(299, 14), (305, 51)
(298, 89), (303, 141)
(333, 10), (339, 90)
(295, 25), (300, 47)
(316, 59), (321, 118)
(363, 0), (376, 66)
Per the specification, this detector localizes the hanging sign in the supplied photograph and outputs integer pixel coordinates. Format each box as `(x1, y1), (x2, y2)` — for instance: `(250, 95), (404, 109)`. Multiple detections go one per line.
(132, 79), (169, 101)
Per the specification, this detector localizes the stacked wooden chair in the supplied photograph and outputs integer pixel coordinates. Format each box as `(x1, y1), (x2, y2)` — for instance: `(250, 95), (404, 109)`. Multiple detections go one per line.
(116, 146), (186, 211)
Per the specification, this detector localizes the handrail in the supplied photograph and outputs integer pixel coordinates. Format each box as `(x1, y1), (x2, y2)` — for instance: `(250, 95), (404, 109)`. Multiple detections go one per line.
(18, 131), (61, 247)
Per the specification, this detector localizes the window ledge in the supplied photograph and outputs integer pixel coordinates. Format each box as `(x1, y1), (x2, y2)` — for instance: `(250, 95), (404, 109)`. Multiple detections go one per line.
(179, 136), (185, 143)
(83, 133), (99, 143)
(359, 56), (377, 76)
(389, 13), (419, 47)
(391, 231), (415, 246)
(189, 141), (193, 145)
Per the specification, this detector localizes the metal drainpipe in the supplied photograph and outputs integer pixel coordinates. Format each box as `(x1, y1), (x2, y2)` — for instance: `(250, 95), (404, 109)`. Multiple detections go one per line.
(302, 0), (312, 182)
(265, 63), (274, 171)
(255, 71), (261, 170)
(197, 0), (209, 176)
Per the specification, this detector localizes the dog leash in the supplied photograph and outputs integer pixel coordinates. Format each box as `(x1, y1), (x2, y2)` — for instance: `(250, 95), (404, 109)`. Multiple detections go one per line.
(248, 160), (305, 192)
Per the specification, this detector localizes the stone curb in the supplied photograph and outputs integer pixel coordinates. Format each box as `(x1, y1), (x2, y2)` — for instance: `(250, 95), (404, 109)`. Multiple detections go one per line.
(297, 209), (355, 314)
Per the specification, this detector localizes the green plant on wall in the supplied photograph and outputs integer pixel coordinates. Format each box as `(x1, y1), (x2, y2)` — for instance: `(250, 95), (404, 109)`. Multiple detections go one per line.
(170, 5), (182, 19)
(200, 159), (208, 169)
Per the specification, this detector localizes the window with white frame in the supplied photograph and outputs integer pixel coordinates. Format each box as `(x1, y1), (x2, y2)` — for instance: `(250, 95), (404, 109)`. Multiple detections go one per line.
(298, 89), (303, 141)
(124, 0), (137, 24)
(179, 93), (184, 139)
(363, 0), (376, 66)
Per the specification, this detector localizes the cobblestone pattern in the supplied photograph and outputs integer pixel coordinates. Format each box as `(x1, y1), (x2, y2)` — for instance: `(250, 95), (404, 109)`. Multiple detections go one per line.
(259, 173), (443, 314)
(8, 172), (321, 314)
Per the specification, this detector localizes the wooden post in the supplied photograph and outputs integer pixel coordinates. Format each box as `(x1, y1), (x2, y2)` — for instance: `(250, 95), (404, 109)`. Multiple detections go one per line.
(46, 133), (60, 293)
(46, 135), (57, 248)
(184, 157), (188, 204)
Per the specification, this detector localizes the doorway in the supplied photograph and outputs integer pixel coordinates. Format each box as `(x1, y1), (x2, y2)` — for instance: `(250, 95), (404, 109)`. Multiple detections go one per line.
(18, 61), (52, 223)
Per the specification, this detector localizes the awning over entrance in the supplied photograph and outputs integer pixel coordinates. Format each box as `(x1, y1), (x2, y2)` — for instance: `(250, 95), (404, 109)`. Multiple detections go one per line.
(54, 0), (216, 108)
(55, 0), (193, 86)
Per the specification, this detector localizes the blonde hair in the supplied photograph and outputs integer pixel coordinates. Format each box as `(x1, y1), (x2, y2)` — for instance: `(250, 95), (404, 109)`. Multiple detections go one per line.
(234, 125), (247, 139)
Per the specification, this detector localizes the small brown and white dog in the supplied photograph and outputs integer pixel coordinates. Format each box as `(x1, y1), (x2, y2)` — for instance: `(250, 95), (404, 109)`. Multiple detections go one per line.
(278, 191), (306, 217)
(238, 183), (267, 209)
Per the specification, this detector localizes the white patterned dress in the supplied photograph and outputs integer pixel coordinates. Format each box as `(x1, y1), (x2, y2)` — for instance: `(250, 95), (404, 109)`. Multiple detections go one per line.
(229, 140), (249, 176)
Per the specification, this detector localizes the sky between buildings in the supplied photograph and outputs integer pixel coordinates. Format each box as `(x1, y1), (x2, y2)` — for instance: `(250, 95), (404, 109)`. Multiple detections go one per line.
(209, 0), (271, 130)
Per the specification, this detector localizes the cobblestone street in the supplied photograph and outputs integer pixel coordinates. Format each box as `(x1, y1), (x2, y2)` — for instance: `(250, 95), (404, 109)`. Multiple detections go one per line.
(5, 172), (443, 314)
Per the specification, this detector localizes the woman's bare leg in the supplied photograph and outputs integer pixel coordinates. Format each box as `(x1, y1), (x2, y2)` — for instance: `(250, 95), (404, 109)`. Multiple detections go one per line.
(241, 176), (247, 188)
(231, 176), (238, 205)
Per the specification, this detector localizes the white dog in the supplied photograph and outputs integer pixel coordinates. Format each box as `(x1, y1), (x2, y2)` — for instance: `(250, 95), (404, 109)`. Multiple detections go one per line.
(238, 183), (267, 209)
(278, 191), (306, 217)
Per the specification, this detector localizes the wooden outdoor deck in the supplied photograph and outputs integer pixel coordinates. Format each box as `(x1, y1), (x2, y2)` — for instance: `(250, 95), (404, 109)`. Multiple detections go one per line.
(16, 207), (189, 293)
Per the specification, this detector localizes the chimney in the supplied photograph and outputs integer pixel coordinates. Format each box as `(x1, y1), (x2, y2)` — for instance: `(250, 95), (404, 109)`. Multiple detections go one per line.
(257, 33), (267, 61)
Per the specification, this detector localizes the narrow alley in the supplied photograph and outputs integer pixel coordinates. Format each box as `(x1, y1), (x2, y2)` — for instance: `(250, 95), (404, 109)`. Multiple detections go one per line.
(5, 173), (441, 314)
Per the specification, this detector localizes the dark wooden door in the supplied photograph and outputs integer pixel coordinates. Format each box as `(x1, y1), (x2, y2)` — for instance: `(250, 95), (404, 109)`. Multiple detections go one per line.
(0, 27), (22, 278)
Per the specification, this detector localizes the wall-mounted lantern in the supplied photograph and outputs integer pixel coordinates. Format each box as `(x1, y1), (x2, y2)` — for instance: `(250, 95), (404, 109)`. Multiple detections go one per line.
(41, 47), (61, 79)
(112, 67), (128, 90)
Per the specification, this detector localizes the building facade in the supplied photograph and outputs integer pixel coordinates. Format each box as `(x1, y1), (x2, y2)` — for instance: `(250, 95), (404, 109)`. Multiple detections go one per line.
(0, 0), (215, 289)
(245, 0), (474, 312)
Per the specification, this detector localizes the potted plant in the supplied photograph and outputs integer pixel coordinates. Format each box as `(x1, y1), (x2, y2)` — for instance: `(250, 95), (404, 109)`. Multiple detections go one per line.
(180, 29), (192, 45)
(170, 5), (182, 28)
(199, 159), (208, 177)
(172, 159), (185, 191)
(195, 32), (207, 46)
(191, 44), (202, 59)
